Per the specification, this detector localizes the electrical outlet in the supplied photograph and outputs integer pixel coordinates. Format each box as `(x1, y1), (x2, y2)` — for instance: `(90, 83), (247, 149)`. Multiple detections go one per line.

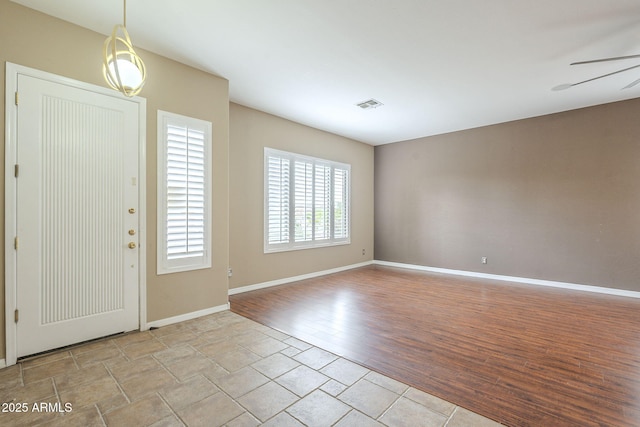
(362, 249), (366, 255)
(481, 257), (487, 264)
(227, 268), (233, 277)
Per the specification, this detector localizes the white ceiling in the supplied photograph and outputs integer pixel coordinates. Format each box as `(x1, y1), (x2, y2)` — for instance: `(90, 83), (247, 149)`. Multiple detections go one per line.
(11, 0), (640, 145)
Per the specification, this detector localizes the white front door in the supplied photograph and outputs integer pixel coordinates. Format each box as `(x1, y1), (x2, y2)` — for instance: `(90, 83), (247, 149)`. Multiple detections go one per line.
(15, 74), (140, 357)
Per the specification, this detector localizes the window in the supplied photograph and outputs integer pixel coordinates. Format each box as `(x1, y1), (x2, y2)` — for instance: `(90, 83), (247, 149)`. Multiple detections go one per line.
(157, 111), (212, 274)
(265, 148), (350, 253)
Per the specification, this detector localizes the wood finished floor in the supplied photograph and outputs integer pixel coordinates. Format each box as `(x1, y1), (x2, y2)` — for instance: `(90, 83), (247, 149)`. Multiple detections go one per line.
(230, 265), (640, 427)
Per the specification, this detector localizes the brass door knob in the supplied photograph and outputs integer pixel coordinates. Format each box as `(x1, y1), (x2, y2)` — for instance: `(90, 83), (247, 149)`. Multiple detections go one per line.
(128, 208), (136, 214)
(128, 242), (137, 249)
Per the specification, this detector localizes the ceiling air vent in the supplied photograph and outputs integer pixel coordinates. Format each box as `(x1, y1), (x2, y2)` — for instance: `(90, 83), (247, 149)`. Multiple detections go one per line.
(356, 99), (383, 109)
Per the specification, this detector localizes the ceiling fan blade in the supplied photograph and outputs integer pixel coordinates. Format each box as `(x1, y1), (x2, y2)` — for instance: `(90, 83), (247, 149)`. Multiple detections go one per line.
(571, 53), (640, 65)
(623, 77), (640, 89)
(553, 63), (640, 91)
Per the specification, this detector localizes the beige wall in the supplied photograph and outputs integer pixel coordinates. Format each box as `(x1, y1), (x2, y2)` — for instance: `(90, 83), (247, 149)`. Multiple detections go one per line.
(229, 103), (374, 289)
(0, 1), (230, 358)
(375, 99), (640, 291)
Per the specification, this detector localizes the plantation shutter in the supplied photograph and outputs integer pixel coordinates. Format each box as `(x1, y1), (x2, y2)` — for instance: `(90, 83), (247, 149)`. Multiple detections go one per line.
(333, 167), (349, 239)
(294, 161), (313, 242)
(264, 148), (350, 253)
(158, 111), (211, 274)
(166, 125), (205, 258)
(315, 164), (332, 240)
(266, 155), (290, 245)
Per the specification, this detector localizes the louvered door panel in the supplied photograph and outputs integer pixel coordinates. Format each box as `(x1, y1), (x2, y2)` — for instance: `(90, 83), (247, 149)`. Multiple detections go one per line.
(40, 96), (125, 324)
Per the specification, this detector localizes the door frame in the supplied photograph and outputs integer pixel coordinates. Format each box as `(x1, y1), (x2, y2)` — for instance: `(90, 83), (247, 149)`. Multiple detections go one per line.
(4, 62), (148, 367)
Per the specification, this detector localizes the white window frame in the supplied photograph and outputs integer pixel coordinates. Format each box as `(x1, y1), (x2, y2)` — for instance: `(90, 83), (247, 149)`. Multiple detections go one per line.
(157, 110), (212, 274)
(264, 148), (351, 253)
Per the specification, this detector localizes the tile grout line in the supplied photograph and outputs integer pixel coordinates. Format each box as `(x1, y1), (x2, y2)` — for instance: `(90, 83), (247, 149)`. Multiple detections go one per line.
(226, 410), (259, 426)
(19, 362), (25, 387)
(95, 403), (108, 427)
(110, 338), (130, 368)
(373, 382), (403, 422)
(103, 360), (132, 413)
(150, 348), (191, 384)
(50, 376), (60, 405)
(331, 408), (356, 426)
(207, 380), (260, 424)
(69, 350), (81, 371)
(443, 406), (460, 427)
(155, 391), (186, 426)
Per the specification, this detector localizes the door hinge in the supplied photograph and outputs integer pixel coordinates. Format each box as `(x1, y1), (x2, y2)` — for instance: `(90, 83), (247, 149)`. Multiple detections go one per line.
(14, 309), (19, 323)
(14, 164), (19, 177)
(15, 91), (18, 106)
(14, 237), (18, 250)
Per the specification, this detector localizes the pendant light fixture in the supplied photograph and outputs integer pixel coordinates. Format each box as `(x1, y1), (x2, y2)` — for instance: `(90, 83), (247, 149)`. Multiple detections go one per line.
(103, 0), (146, 97)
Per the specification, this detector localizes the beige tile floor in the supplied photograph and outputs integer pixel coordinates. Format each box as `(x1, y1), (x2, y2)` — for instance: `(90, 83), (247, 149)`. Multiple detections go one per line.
(0, 311), (502, 426)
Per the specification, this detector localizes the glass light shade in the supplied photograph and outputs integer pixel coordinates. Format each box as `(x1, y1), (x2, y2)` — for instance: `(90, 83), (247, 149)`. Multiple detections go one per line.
(108, 58), (143, 89)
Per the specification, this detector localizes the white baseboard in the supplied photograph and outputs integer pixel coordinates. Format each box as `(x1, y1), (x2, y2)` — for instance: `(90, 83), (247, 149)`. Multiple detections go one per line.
(145, 303), (230, 329)
(0, 359), (5, 369)
(374, 260), (640, 299)
(229, 261), (374, 295)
